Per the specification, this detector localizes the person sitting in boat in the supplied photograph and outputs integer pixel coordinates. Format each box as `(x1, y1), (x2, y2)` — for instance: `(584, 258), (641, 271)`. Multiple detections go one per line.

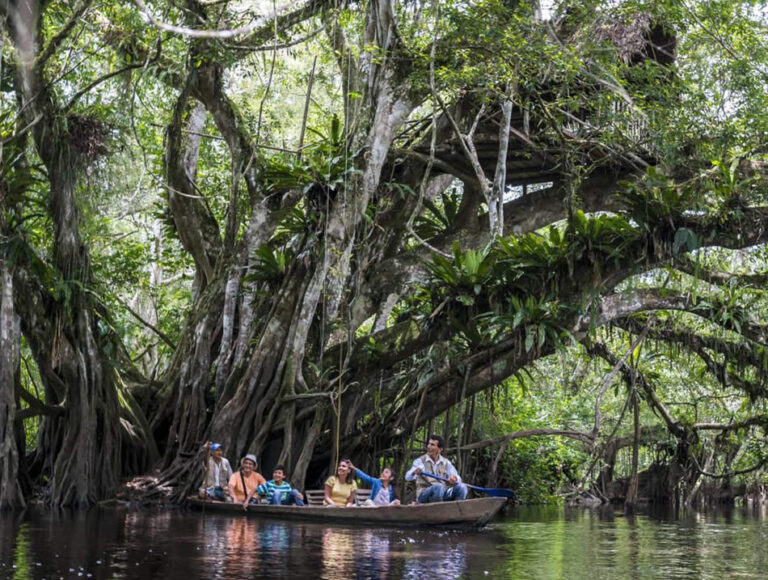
(199, 441), (233, 501)
(257, 464), (305, 506)
(348, 461), (400, 506)
(228, 454), (267, 510)
(405, 434), (468, 503)
(324, 459), (357, 507)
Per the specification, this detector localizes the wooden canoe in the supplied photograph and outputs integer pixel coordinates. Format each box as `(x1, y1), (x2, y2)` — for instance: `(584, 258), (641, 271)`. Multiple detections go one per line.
(187, 496), (506, 528)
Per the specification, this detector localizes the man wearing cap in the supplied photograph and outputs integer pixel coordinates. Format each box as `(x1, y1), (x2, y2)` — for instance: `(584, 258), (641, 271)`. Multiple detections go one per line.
(199, 441), (233, 501)
(228, 454), (267, 510)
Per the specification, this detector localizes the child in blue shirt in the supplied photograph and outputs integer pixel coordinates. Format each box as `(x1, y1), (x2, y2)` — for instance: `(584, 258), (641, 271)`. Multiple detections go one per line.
(349, 461), (400, 506)
(257, 465), (305, 506)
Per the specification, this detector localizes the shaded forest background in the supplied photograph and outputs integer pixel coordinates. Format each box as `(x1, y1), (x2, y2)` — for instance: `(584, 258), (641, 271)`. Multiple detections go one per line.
(0, 0), (767, 509)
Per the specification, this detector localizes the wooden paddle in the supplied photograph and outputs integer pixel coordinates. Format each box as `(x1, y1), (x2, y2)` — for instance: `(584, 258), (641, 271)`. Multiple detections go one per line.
(418, 471), (516, 500)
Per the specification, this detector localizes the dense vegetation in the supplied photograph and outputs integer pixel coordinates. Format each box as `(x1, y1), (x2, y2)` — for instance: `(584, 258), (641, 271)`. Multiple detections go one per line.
(0, 0), (766, 509)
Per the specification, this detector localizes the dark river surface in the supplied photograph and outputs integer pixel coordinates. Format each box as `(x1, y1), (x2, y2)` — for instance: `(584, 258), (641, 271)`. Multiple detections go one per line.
(1, 503), (766, 579)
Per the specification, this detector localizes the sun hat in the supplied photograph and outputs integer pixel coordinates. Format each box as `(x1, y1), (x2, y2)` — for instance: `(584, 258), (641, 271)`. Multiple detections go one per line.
(242, 454), (258, 466)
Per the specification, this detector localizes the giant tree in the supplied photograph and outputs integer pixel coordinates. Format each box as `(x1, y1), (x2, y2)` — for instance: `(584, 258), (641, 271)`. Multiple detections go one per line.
(1, 0), (766, 507)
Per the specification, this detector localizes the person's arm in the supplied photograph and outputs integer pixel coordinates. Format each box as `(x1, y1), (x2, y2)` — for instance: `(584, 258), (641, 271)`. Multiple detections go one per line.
(404, 458), (424, 481)
(445, 460), (462, 485)
(223, 460), (233, 494)
(350, 464), (376, 488)
(345, 483), (356, 507)
(244, 482), (257, 505)
(227, 474), (238, 504)
(324, 483), (335, 506)
(245, 474), (266, 504)
(200, 443), (212, 488)
(257, 481), (269, 496)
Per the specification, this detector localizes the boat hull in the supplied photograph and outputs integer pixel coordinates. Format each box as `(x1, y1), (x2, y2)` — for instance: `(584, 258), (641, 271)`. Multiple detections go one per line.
(188, 496), (506, 528)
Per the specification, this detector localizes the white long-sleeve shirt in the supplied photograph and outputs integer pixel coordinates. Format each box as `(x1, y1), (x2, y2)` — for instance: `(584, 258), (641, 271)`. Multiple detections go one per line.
(405, 453), (462, 494)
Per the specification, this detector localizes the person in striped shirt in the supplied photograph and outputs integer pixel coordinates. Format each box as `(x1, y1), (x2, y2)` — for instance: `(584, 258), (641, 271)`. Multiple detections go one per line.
(257, 465), (305, 506)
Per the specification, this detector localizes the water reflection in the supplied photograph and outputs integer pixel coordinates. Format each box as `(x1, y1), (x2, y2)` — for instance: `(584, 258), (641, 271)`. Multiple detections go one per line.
(0, 504), (765, 578)
(501, 504), (767, 579)
(322, 527), (357, 578)
(224, 517), (259, 575)
(401, 542), (468, 579)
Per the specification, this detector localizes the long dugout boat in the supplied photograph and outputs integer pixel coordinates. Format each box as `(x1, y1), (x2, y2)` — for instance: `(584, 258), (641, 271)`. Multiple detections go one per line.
(187, 496), (507, 528)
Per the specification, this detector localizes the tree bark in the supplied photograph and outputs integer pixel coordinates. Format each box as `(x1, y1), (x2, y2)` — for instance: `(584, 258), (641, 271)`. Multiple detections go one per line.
(625, 389), (641, 512)
(0, 260), (24, 509)
(7, 0), (122, 506)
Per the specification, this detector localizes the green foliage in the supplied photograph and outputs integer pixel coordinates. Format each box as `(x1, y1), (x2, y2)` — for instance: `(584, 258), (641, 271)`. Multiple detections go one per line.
(494, 295), (574, 353)
(271, 204), (318, 244)
(247, 244), (293, 285)
(3, 0), (768, 505)
(621, 167), (699, 232)
(413, 186), (462, 239)
(566, 210), (639, 261)
(260, 114), (360, 197)
(425, 242), (496, 293)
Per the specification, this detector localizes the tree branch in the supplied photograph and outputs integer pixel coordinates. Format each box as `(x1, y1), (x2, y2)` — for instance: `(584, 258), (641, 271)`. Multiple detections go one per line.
(115, 296), (177, 349)
(587, 341), (688, 439)
(451, 428), (595, 452)
(38, 0), (93, 66)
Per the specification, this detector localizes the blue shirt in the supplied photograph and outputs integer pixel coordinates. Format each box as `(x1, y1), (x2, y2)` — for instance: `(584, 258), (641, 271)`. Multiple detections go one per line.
(257, 480), (293, 501)
(354, 467), (396, 504)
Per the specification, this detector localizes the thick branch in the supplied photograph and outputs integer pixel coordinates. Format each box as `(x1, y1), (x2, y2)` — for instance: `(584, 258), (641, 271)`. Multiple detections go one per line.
(674, 255), (768, 287)
(585, 290), (768, 346)
(694, 416), (768, 431)
(166, 82), (222, 287)
(452, 429), (595, 452)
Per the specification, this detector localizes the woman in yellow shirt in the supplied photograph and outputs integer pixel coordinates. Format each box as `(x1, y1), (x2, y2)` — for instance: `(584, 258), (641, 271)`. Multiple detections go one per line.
(324, 459), (357, 506)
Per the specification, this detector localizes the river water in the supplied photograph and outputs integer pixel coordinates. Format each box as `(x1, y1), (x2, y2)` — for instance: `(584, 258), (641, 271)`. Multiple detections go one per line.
(1, 504), (766, 579)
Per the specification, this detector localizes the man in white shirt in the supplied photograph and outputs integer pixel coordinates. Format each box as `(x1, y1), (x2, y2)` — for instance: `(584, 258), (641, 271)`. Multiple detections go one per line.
(199, 442), (233, 501)
(405, 435), (468, 503)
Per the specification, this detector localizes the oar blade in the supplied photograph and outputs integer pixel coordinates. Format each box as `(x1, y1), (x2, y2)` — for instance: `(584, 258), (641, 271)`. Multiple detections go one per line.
(483, 488), (516, 500)
(468, 485), (515, 499)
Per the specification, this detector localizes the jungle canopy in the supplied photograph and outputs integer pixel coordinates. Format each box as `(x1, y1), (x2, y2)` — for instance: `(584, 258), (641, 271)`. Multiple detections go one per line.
(0, 0), (767, 509)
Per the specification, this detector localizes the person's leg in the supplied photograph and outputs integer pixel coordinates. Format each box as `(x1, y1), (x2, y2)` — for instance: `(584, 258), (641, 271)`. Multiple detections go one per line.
(289, 489), (305, 506)
(417, 483), (445, 503)
(444, 483), (468, 501)
(279, 489), (304, 506)
(270, 490), (282, 505)
(212, 486), (227, 501)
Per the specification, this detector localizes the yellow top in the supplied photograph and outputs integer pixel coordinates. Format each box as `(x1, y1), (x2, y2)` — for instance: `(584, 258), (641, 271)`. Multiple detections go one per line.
(324, 475), (357, 506)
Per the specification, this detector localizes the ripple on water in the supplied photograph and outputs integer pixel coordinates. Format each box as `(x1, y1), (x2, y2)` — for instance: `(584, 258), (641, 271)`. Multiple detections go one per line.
(0, 504), (765, 579)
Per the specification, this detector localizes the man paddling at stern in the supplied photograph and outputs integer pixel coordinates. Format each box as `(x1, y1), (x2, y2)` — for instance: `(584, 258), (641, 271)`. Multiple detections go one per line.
(405, 435), (468, 503)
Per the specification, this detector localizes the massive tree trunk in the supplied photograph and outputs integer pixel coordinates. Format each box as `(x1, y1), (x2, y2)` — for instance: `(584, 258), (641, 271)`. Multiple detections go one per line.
(140, 0), (421, 499)
(5, 0), (122, 506)
(0, 258), (24, 509)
